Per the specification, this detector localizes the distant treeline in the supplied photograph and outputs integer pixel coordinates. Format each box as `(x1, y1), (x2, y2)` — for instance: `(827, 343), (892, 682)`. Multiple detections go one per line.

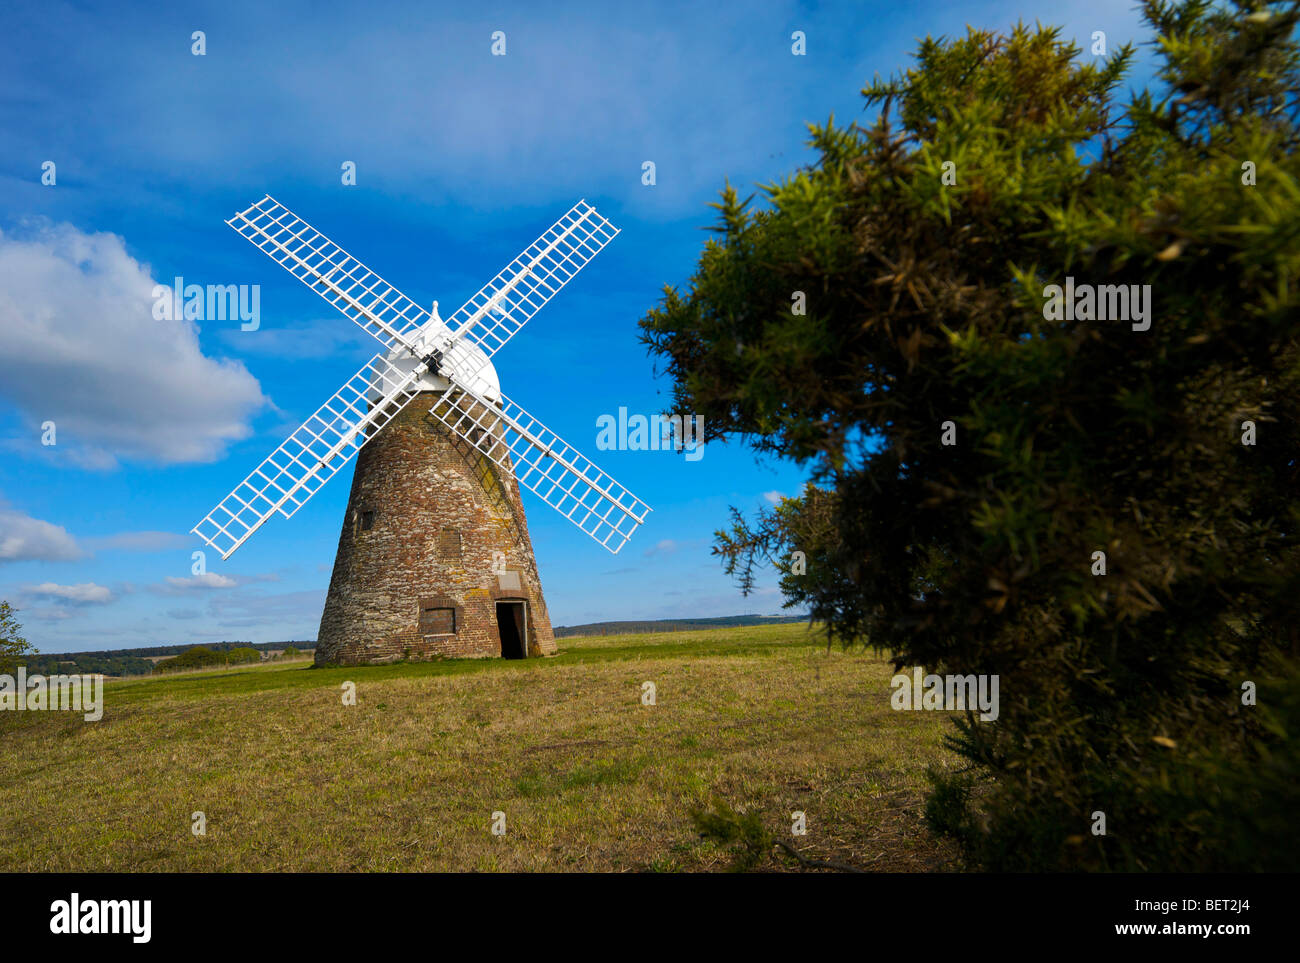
(17, 653), (156, 677)
(553, 614), (808, 638)
(153, 645), (261, 672)
(91, 640), (314, 659)
(153, 645), (311, 673)
(18, 640), (315, 677)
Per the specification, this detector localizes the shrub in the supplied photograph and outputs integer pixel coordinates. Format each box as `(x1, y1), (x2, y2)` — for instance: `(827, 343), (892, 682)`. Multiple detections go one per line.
(640, 1), (1300, 869)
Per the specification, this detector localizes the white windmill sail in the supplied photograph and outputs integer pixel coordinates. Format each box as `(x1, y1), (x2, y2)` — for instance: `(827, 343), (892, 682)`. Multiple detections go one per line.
(421, 199), (620, 394)
(226, 195), (430, 354)
(428, 380), (651, 554)
(442, 199), (618, 357)
(194, 194), (649, 558)
(193, 353), (425, 559)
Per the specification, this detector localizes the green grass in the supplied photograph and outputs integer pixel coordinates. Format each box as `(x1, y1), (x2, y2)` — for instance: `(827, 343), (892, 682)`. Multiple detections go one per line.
(0, 623), (962, 872)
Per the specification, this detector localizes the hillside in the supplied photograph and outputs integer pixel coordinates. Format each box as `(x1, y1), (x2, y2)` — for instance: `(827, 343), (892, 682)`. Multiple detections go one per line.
(0, 623), (959, 872)
(20, 618), (809, 673)
(553, 614), (808, 637)
(19, 640), (317, 678)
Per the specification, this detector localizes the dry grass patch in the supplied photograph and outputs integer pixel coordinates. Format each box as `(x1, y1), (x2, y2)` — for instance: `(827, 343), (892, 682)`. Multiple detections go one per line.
(0, 624), (963, 871)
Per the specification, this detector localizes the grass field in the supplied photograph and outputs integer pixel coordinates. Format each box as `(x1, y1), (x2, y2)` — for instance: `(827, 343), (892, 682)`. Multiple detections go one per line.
(0, 623), (963, 872)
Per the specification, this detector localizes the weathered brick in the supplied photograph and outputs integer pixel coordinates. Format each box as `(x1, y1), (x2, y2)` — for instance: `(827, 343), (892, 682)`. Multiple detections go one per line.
(315, 391), (556, 666)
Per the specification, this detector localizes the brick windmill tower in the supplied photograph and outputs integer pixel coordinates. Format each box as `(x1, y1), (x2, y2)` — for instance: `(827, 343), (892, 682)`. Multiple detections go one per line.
(192, 196), (651, 665)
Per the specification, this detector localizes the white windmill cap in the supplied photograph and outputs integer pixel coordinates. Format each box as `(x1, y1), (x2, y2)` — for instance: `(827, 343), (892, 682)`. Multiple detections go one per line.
(367, 334), (501, 405)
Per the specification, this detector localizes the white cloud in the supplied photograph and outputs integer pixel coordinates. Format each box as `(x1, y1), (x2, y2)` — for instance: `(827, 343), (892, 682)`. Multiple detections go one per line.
(161, 573), (238, 591)
(24, 581), (114, 604)
(0, 507), (82, 563)
(643, 538), (679, 558)
(762, 490), (785, 505)
(0, 221), (265, 467)
(0, 508), (189, 567)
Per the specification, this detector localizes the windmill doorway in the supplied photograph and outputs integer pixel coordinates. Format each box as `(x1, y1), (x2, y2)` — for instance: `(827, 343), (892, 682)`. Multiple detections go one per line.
(496, 601), (528, 659)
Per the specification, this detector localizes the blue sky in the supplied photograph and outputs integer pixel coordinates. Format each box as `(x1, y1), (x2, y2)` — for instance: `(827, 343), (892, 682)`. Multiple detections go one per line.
(0, 0), (1151, 653)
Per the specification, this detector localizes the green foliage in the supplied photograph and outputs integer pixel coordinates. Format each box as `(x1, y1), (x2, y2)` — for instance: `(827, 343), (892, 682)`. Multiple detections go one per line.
(0, 602), (34, 675)
(641, 1), (1300, 870)
(278, 645), (301, 660)
(690, 799), (867, 872)
(690, 800), (775, 872)
(19, 653), (154, 677)
(1127, 655), (1300, 871)
(225, 646), (262, 665)
(155, 645), (262, 673)
(154, 646), (218, 672)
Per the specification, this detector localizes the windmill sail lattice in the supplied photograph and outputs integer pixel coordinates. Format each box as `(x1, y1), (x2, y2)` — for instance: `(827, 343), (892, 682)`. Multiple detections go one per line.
(438, 199), (619, 357)
(227, 196), (429, 355)
(193, 196), (649, 561)
(193, 353), (424, 559)
(430, 382), (651, 553)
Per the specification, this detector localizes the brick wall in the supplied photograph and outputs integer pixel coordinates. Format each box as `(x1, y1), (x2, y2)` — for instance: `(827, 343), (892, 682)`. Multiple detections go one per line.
(315, 390), (556, 666)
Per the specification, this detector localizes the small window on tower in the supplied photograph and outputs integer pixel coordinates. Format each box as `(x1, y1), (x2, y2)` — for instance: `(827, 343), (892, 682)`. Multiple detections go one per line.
(358, 510), (375, 533)
(419, 607), (456, 635)
(439, 528), (461, 559)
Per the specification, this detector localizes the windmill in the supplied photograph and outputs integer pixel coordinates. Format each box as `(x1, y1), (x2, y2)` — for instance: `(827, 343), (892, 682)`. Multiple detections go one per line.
(192, 196), (651, 665)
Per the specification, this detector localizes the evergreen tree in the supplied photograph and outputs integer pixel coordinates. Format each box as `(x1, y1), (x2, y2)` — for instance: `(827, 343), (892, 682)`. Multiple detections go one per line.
(0, 601), (34, 675)
(640, 0), (1300, 870)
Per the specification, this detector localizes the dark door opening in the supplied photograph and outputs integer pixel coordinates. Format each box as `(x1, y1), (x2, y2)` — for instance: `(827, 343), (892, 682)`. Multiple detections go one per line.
(496, 601), (527, 659)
